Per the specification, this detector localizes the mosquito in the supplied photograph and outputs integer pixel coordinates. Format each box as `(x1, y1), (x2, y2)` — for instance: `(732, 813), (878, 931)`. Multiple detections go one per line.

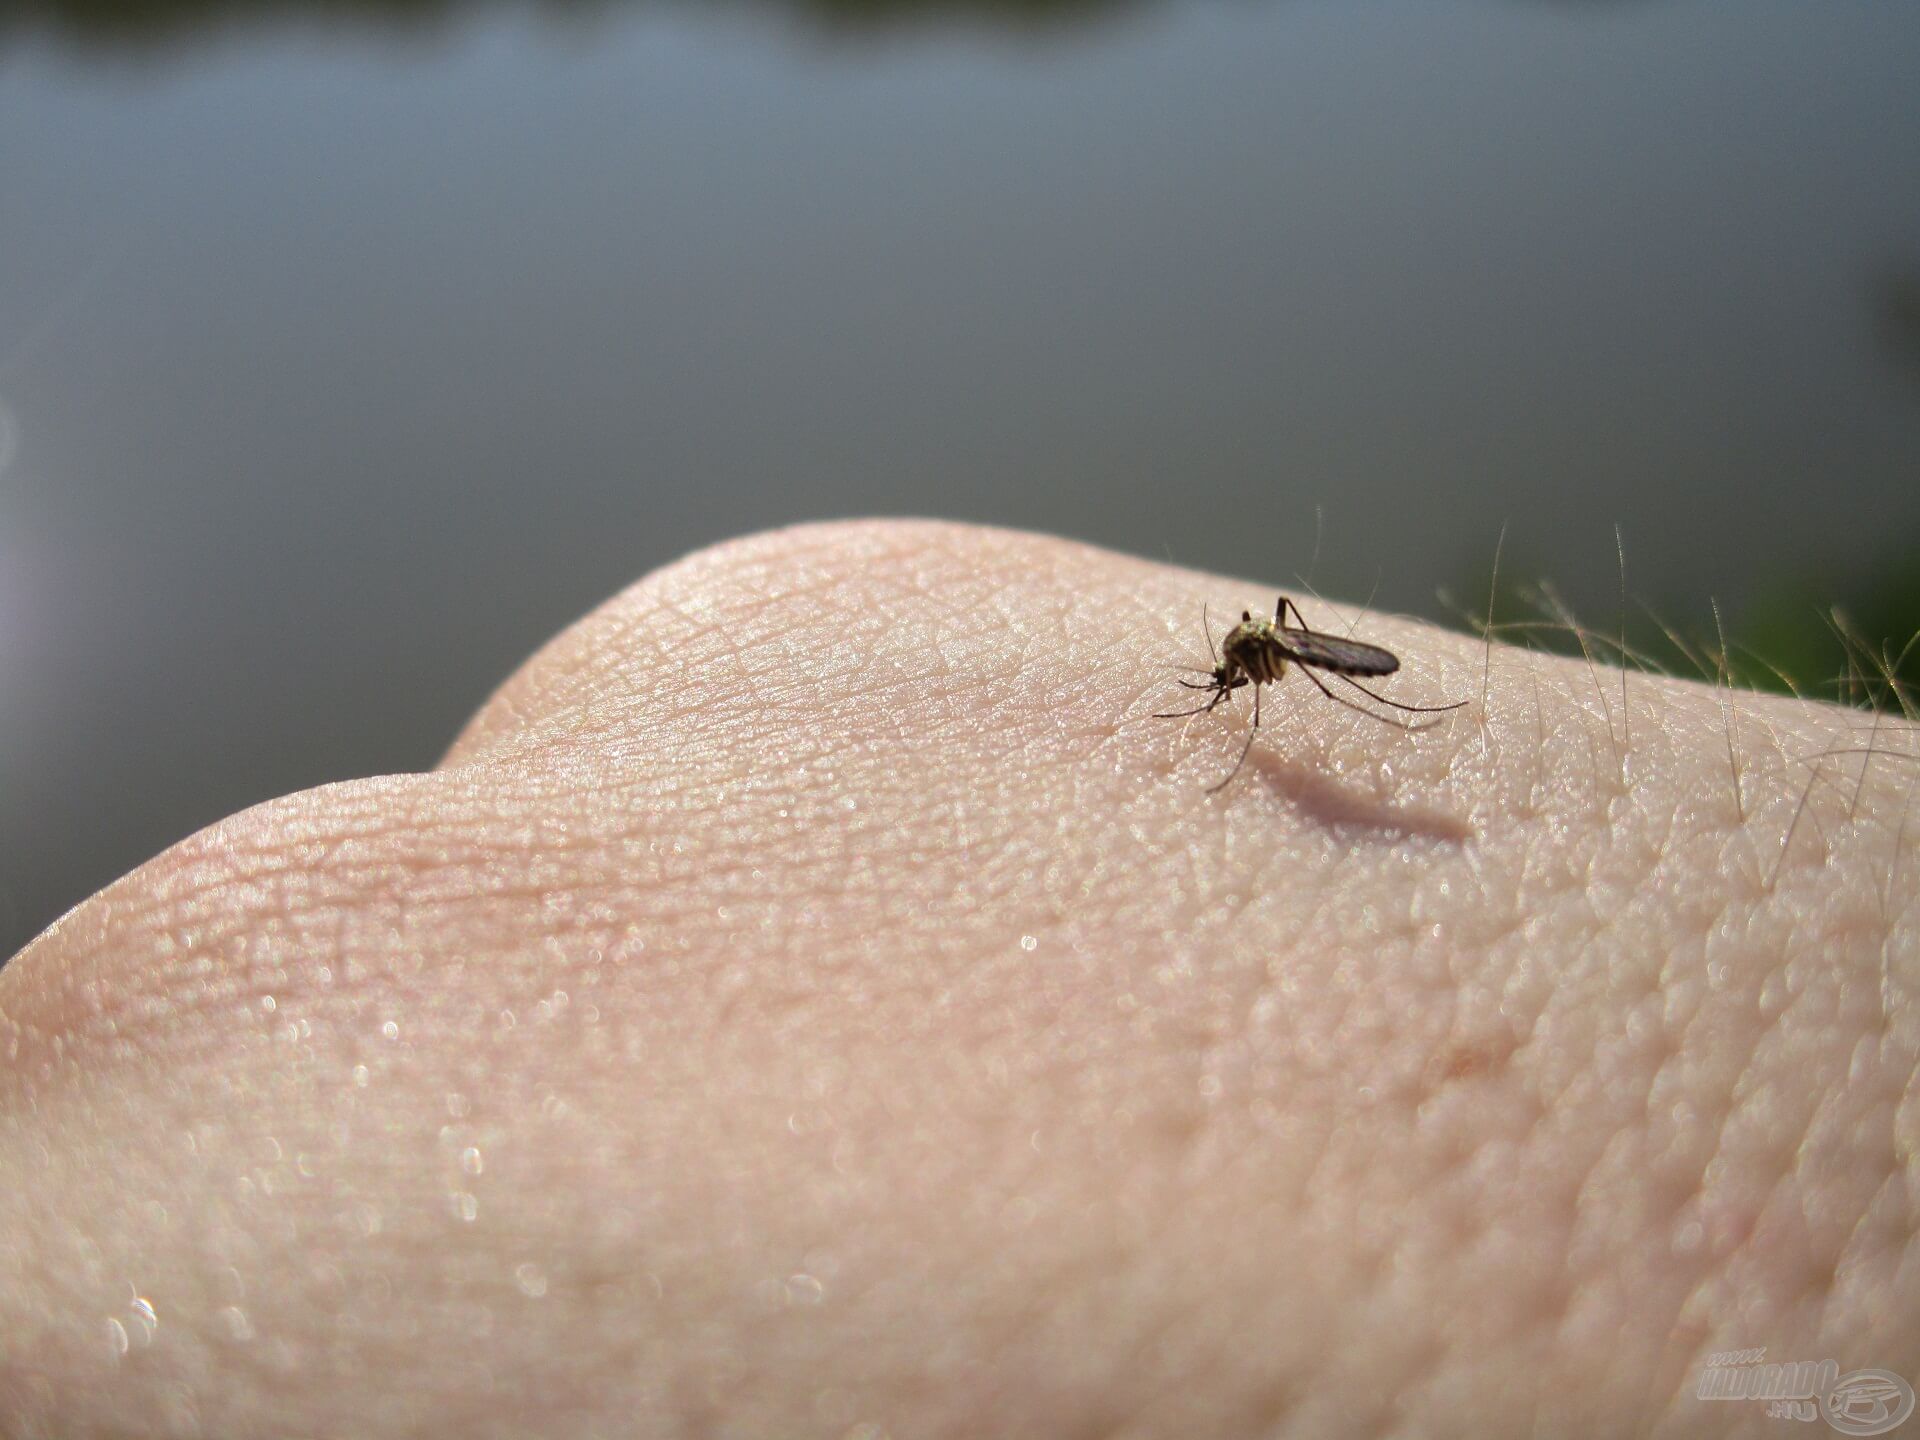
(1156, 596), (1467, 792)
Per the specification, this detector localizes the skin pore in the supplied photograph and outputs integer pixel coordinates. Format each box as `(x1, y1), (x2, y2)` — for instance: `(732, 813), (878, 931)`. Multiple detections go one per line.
(1, 519), (1915, 1439)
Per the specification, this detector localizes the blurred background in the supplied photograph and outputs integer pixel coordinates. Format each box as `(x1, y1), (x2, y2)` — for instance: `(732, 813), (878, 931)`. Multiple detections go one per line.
(2, 0), (1917, 960)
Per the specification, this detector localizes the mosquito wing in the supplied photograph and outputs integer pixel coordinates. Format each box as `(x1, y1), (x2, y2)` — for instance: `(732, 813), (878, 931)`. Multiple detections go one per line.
(1275, 626), (1400, 677)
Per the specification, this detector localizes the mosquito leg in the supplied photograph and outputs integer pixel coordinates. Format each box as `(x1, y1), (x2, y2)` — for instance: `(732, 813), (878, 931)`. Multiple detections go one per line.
(1209, 681), (1262, 792)
(1154, 682), (1237, 721)
(1338, 674), (1469, 714)
(1296, 663), (1437, 731)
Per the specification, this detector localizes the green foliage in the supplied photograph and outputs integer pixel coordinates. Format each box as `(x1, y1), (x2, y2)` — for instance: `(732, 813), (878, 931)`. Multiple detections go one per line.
(1443, 541), (1920, 714)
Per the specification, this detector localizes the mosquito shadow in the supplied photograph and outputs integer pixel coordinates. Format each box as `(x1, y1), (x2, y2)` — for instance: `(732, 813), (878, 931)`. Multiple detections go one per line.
(1249, 752), (1475, 845)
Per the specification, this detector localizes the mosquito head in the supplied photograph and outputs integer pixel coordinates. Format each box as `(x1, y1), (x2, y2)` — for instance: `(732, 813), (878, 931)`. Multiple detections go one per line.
(1207, 660), (1233, 689)
(1174, 658), (1240, 694)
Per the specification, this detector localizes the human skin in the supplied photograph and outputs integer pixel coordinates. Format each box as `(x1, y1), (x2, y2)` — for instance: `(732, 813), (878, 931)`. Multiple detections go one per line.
(1, 519), (1915, 1440)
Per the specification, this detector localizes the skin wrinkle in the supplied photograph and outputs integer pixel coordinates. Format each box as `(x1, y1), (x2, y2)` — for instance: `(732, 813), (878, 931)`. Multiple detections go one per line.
(455, 531), (960, 767)
(1, 520), (1916, 1439)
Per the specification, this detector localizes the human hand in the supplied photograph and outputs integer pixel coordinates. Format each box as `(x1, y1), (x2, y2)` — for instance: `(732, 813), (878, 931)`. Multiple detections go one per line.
(3, 520), (1913, 1437)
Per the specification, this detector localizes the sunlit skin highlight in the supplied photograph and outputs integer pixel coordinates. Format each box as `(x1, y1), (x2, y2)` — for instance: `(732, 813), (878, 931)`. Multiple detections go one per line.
(0, 521), (1914, 1440)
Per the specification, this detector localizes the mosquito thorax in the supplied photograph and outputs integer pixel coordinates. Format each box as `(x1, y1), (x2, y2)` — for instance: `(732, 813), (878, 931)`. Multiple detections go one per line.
(1223, 618), (1272, 654)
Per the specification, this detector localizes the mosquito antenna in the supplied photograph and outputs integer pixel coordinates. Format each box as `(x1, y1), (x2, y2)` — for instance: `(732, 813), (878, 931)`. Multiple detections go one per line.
(1202, 603), (1218, 668)
(1336, 673), (1469, 714)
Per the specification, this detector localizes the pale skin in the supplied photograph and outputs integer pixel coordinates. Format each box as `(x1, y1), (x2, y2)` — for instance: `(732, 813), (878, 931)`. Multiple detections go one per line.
(1, 520), (1915, 1439)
